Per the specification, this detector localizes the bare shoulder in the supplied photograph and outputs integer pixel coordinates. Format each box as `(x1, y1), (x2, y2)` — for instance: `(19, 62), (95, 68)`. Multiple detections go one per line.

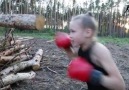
(92, 42), (125, 89)
(92, 42), (111, 57)
(92, 42), (113, 64)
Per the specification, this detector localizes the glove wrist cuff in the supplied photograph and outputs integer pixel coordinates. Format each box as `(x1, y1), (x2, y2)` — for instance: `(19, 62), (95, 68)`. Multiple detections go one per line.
(89, 69), (103, 86)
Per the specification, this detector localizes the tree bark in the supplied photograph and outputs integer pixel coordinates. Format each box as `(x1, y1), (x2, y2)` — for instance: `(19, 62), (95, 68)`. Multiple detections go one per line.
(1, 71), (36, 87)
(0, 55), (30, 63)
(0, 14), (45, 30)
(1, 45), (25, 56)
(32, 49), (43, 70)
(0, 49), (43, 76)
(11, 40), (22, 46)
(0, 85), (11, 90)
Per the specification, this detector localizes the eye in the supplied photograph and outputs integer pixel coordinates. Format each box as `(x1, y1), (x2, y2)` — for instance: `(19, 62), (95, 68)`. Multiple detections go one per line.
(70, 29), (75, 33)
(71, 30), (75, 33)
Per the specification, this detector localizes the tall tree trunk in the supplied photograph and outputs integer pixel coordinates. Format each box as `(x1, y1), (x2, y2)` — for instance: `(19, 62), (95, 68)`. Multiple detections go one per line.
(5, 0), (8, 14)
(53, 0), (57, 32)
(112, 12), (115, 37)
(109, 7), (113, 36)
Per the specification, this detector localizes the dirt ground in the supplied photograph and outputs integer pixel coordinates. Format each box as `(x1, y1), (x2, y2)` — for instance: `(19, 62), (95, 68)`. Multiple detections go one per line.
(11, 38), (129, 90)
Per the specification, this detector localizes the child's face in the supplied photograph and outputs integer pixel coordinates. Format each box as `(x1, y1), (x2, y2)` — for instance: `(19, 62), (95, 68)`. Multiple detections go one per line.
(69, 20), (92, 47)
(69, 20), (93, 47)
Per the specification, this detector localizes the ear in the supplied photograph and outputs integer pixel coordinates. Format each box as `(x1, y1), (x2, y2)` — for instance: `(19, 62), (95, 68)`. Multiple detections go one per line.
(84, 28), (93, 38)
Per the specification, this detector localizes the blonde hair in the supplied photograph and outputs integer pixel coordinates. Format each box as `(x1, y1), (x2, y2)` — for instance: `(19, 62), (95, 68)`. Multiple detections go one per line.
(71, 11), (98, 35)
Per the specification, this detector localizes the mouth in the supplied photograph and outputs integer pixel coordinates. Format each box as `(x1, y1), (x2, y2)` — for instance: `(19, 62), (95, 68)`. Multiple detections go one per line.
(71, 40), (74, 44)
(71, 40), (77, 46)
(71, 40), (80, 47)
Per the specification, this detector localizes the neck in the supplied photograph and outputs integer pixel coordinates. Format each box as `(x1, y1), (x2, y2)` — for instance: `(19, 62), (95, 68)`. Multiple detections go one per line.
(81, 37), (96, 51)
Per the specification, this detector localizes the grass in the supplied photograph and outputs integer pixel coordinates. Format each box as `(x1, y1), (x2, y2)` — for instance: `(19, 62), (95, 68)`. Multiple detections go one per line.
(0, 27), (128, 45)
(13, 33), (129, 45)
(0, 27), (55, 40)
(98, 36), (129, 45)
(14, 32), (54, 40)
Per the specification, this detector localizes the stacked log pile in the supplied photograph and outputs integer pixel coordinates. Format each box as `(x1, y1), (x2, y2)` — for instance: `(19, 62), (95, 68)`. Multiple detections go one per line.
(0, 28), (43, 90)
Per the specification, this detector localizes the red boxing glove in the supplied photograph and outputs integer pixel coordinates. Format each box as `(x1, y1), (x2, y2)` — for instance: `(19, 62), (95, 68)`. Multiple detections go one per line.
(67, 57), (94, 82)
(55, 32), (71, 49)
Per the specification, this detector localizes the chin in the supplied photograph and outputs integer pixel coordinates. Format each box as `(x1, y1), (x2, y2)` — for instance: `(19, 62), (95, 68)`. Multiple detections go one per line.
(71, 41), (80, 47)
(72, 43), (80, 47)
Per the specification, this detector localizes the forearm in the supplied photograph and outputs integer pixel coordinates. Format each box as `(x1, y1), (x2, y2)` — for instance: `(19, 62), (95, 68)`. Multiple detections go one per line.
(101, 75), (125, 90)
(64, 47), (77, 60)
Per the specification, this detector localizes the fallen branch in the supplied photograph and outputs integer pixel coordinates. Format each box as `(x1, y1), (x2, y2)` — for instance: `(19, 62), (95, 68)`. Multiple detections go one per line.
(0, 85), (11, 90)
(46, 39), (54, 43)
(11, 47), (32, 61)
(0, 49), (43, 76)
(0, 28), (15, 50)
(46, 66), (58, 74)
(19, 47), (31, 55)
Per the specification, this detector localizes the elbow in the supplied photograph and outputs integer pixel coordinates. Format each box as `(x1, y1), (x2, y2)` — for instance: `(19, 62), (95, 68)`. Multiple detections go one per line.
(103, 75), (126, 90)
(119, 78), (126, 90)
(115, 77), (126, 90)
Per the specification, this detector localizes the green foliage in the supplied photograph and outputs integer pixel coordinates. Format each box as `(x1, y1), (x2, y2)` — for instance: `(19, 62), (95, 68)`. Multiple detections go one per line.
(0, 27), (7, 36)
(13, 28), (55, 35)
(14, 32), (54, 40)
(98, 36), (129, 45)
(0, 27), (54, 40)
(0, 27), (128, 45)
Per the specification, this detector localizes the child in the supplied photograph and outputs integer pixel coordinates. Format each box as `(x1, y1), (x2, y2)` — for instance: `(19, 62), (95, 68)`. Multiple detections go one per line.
(55, 12), (125, 90)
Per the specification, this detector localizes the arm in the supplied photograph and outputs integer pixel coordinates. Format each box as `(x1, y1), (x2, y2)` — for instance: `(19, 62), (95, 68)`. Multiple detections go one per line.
(54, 32), (78, 60)
(95, 43), (125, 90)
(64, 47), (78, 60)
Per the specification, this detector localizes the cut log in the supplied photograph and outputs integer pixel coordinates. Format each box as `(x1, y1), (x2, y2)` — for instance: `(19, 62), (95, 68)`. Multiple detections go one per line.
(1, 45), (25, 56)
(0, 55), (30, 63)
(32, 49), (43, 70)
(1, 71), (36, 87)
(10, 55), (32, 66)
(0, 14), (45, 30)
(0, 49), (43, 76)
(19, 47), (31, 54)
